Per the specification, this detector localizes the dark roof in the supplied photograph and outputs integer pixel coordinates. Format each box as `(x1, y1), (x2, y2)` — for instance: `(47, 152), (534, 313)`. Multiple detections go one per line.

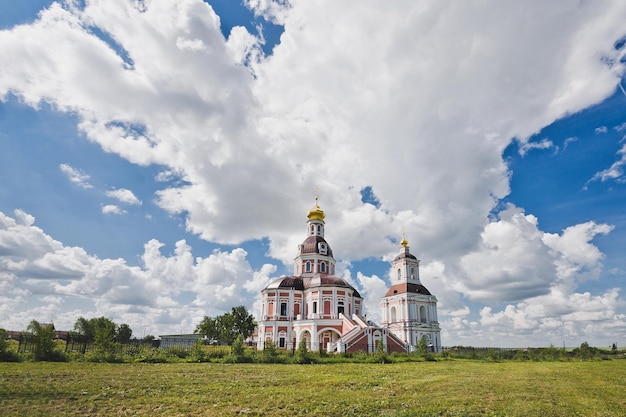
(384, 283), (431, 297)
(305, 275), (362, 298)
(263, 275), (361, 298)
(265, 276), (305, 290)
(300, 235), (333, 257)
(393, 252), (417, 261)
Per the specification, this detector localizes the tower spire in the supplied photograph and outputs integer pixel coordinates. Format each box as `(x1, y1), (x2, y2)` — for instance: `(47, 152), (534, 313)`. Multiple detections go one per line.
(401, 228), (408, 247)
(307, 189), (325, 221)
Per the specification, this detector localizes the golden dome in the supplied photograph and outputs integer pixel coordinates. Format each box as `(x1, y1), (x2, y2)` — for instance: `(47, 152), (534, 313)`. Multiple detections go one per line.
(307, 195), (325, 221)
(400, 229), (408, 247)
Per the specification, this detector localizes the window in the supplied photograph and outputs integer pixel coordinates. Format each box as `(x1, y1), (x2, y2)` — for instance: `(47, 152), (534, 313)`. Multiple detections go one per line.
(280, 302), (287, 316)
(397, 268), (401, 280)
(320, 262), (326, 273)
(390, 306), (397, 322)
(312, 301), (317, 314)
(305, 261), (312, 273)
(317, 225), (321, 234)
(338, 301), (345, 315)
(420, 306), (427, 323)
(279, 337), (285, 348)
(411, 267), (416, 279)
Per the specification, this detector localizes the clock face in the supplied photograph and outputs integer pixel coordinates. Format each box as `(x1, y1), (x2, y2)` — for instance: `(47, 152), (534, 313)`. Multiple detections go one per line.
(318, 242), (327, 255)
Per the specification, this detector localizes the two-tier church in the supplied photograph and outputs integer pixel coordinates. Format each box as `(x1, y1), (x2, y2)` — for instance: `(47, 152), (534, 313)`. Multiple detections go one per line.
(256, 199), (441, 353)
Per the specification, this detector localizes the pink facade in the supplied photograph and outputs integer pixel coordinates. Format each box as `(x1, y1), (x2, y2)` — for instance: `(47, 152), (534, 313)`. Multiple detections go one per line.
(257, 200), (407, 353)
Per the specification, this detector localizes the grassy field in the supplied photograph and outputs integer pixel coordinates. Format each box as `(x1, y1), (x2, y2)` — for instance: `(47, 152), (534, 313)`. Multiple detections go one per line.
(1, 360), (625, 416)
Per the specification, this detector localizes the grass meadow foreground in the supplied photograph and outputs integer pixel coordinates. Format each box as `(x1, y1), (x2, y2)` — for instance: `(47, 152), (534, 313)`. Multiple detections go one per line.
(1, 360), (625, 416)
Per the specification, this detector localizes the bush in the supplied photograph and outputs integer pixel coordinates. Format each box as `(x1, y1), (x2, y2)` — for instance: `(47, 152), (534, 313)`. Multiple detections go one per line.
(0, 330), (20, 362)
(132, 347), (168, 363)
(374, 340), (390, 364)
(165, 346), (191, 359)
(294, 341), (315, 364)
(85, 350), (123, 363)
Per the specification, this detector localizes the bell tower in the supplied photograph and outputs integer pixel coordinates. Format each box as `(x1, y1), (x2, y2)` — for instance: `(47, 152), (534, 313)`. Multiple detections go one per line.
(381, 235), (441, 352)
(391, 232), (421, 284)
(294, 195), (336, 276)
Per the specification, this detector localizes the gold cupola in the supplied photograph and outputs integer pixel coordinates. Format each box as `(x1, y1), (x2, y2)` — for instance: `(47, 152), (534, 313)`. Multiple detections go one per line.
(307, 194), (325, 221)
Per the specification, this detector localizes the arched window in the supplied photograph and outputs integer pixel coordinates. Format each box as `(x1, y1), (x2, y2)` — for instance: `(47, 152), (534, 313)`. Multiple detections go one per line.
(320, 262), (326, 273)
(390, 306), (397, 322)
(317, 225), (321, 235)
(410, 267), (416, 279)
(305, 261), (312, 273)
(419, 306), (427, 323)
(397, 268), (401, 280)
(338, 300), (345, 315)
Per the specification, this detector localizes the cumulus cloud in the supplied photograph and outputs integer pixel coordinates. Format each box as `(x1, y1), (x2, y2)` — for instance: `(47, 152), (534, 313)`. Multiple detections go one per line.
(1, 1), (626, 345)
(0, 210), (274, 335)
(456, 205), (613, 303)
(355, 271), (388, 322)
(2, 0), (624, 261)
(106, 188), (141, 205)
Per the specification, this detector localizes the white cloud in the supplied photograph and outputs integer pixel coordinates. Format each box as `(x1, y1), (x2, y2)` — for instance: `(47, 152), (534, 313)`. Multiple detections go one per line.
(1, 0), (623, 260)
(0, 210), (274, 336)
(102, 204), (126, 215)
(458, 205), (556, 303)
(595, 126), (608, 134)
(355, 271), (388, 323)
(1, 1), (626, 345)
(59, 163), (93, 189)
(473, 287), (625, 347)
(106, 188), (141, 205)
(614, 122), (626, 132)
(589, 143), (626, 183)
(562, 137), (578, 151)
(517, 138), (555, 156)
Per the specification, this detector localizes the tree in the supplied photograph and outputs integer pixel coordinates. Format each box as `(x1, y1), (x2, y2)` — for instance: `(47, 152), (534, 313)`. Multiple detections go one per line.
(195, 306), (256, 345)
(26, 320), (60, 361)
(295, 341), (313, 364)
(229, 305), (256, 342)
(73, 317), (95, 339)
(116, 324), (132, 344)
(195, 316), (220, 343)
(92, 317), (117, 353)
(416, 337), (428, 358)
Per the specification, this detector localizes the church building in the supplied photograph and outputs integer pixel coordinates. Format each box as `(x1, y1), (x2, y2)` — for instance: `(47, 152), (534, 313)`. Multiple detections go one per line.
(256, 199), (440, 353)
(380, 236), (441, 352)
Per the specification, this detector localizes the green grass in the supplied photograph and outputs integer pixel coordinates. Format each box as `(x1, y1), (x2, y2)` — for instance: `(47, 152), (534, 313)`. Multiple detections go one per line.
(1, 361), (625, 416)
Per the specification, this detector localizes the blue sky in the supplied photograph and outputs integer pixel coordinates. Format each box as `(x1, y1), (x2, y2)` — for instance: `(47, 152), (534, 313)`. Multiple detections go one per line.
(1, 0), (626, 347)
